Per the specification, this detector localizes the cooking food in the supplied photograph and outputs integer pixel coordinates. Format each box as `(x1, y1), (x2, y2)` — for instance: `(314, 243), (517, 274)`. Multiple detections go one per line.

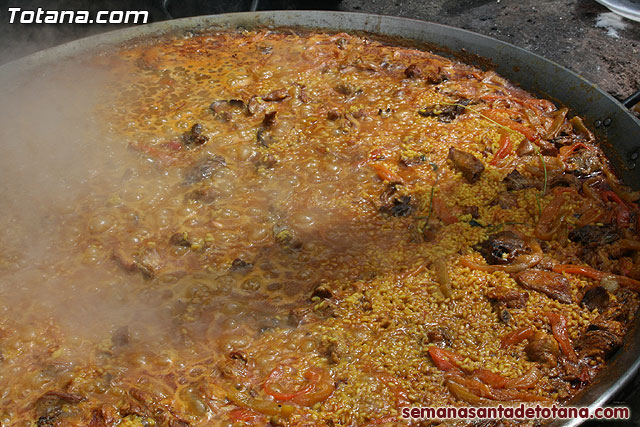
(1, 28), (640, 426)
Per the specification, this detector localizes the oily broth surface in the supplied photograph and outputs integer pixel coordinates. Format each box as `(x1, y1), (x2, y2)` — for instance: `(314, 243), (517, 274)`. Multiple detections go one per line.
(0, 29), (622, 426)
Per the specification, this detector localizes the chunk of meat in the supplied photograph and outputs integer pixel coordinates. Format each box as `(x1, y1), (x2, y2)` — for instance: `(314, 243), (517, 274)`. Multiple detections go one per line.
(490, 191), (519, 209)
(247, 95), (266, 115)
(447, 147), (485, 183)
(183, 155), (226, 184)
(425, 326), (454, 347)
(262, 88), (289, 102)
(473, 231), (529, 265)
(566, 149), (603, 178)
(379, 195), (413, 217)
(524, 332), (560, 367)
(514, 269), (573, 304)
(547, 173), (578, 189)
(404, 64), (423, 79)
(485, 286), (529, 308)
(34, 391), (85, 426)
(569, 225), (620, 248)
(262, 111), (277, 129)
(577, 288), (638, 359)
(182, 123), (209, 148)
(503, 169), (535, 191)
(136, 249), (162, 279)
(580, 286), (610, 313)
(608, 288), (640, 324)
(419, 101), (468, 123)
(210, 99), (245, 121)
(230, 258), (253, 273)
(517, 139), (536, 157)
(577, 322), (624, 359)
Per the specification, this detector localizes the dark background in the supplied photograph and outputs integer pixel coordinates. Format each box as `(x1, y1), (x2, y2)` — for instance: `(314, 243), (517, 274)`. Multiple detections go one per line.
(0, 0), (639, 424)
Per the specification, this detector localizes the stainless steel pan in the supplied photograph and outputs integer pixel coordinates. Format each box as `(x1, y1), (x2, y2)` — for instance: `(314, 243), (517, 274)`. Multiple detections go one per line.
(1, 11), (639, 426)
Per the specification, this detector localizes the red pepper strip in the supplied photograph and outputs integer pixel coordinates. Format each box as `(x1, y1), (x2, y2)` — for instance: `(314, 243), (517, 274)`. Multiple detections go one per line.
(489, 132), (513, 165)
(473, 369), (507, 389)
(500, 327), (535, 349)
(483, 110), (537, 141)
(427, 347), (466, 372)
(552, 264), (640, 291)
(602, 190), (629, 207)
(504, 367), (541, 390)
(558, 141), (591, 162)
(448, 373), (548, 402)
(264, 366), (334, 406)
(369, 163), (404, 184)
(289, 368), (335, 407)
(546, 312), (578, 364)
(601, 190), (631, 228)
(432, 197), (459, 225)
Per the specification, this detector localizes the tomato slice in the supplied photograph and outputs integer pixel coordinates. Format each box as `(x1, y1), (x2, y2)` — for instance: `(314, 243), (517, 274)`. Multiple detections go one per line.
(263, 365), (335, 407)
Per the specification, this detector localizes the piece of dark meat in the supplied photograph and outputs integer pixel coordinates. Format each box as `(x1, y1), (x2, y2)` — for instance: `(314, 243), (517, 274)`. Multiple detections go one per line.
(566, 149), (603, 178)
(485, 286), (529, 308)
(230, 258), (253, 272)
(334, 83), (361, 96)
(380, 195), (413, 217)
(112, 248), (162, 280)
(569, 225), (620, 248)
(577, 320), (624, 359)
(580, 286), (610, 313)
(183, 155), (226, 185)
(517, 139), (536, 157)
(310, 284), (333, 300)
(461, 205), (480, 219)
(503, 169), (536, 191)
(257, 128), (276, 147)
(404, 64), (445, 83)
(34, 391), (84, 426)
(247, 95), (266, 115)
(262, 88), (289, 102)
(490, 191), (519, 209)
(169, 232), (191, 247)
(537, 139), (558, 157)
(525, 332), (560, 367)
(327, 109), (341, 121)
(547, 173), (578, 189)
(136, 249), (162, 279)
(514, 269), (573, 304)
(210, 99), (245, 121)
(473, 231), (529, 265)
(399, 154), (427, 167)
(425, 326), (454, 347)
(447, 147), (484, 183)
(182, 123), (209, 148)
(184, 187), (218, 204)
(577, 288), (639, 359)
(262, 111), (277, 129)
(419, 102), (468, 123)
(404, 64), (423, 79)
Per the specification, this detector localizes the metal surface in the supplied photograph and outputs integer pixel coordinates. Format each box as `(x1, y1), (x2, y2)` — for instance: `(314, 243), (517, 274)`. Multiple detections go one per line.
(1, 11), (639, 425)
(596, 0), (640, 22)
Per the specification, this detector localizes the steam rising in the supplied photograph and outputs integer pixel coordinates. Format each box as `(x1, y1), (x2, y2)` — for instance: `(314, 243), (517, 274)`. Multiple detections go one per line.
(0, 60), (172, 347)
